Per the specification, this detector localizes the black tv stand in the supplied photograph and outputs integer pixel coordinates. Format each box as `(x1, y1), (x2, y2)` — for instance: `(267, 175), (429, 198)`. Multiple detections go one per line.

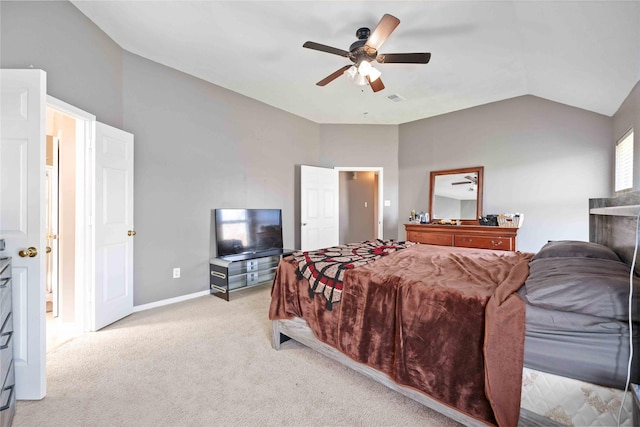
(209, 249), (295, 301)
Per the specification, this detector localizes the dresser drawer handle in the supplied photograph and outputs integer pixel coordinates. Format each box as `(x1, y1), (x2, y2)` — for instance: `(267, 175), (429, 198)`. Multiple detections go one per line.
(490, 240), (503, 247)
(461, 238), (473, 243)
(0, 384), (14, 412)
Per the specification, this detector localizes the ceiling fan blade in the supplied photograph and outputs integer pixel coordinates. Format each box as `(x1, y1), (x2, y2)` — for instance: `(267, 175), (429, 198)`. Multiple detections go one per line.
(377, 53), (431, 64)
(303, 41), (350, 57)
(452, 181), (472, 185)
(367, 75), (385, 93)
(364, 14), (400, 54)
(316, 65), (351, 86)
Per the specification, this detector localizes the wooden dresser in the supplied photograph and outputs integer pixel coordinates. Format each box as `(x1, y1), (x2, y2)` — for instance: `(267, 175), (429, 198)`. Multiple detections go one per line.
(404, 223), (518, 251)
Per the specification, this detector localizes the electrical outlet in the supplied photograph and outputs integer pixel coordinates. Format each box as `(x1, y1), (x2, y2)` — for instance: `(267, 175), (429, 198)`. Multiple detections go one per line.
(173, 268), (180, 278)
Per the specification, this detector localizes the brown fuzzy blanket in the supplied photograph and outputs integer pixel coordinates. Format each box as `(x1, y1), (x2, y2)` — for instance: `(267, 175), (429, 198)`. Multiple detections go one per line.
(269, 244), (533, 426)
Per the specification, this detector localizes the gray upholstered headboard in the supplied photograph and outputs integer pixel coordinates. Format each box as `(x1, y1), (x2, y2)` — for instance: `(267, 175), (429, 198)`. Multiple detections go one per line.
(589, 191), (640, 275)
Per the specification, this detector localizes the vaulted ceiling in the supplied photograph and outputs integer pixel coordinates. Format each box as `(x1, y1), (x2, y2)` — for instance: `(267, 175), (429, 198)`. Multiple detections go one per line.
(71, 1), (640, 125)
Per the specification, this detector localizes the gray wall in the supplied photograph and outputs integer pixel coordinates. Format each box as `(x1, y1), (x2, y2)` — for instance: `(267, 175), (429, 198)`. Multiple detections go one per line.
(399, 95), (613, 253)
(433, 195), (462, 219)
(462, 200), (476, 218)
(319, 125), (400, 240)
(612, 81), (640, 192)
(122, 52), (319, 304)
(0, 1), (123, 128)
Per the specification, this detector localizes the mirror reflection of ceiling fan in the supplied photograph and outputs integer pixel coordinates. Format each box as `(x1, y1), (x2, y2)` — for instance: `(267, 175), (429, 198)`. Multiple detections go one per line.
(451, 175), (478, 185)
(452, 175), (478, 192)
(302, 14), (431, 92)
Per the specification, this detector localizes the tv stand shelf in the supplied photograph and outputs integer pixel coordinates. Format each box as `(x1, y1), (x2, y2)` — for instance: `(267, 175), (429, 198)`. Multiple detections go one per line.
(209, 250), (294, 301)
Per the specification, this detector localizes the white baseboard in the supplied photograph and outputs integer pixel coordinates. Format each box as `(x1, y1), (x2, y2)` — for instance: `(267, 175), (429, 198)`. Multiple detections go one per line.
(133, 289), (210, 313)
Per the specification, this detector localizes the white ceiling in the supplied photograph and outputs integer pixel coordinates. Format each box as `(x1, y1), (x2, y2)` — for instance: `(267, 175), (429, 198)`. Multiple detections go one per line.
(70, 1), (640, 125)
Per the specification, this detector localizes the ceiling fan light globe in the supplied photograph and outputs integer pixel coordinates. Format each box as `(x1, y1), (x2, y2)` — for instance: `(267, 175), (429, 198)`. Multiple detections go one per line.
(357, 60), (372, 77)
(355, 73), (368, 86)
(345, 65), (357, 79)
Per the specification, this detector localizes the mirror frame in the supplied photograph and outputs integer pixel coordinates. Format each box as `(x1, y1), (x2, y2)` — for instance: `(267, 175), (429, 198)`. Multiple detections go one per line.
(429, 166), (484, 225)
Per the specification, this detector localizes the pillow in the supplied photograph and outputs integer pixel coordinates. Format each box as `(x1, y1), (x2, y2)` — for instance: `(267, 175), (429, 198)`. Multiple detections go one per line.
(524, 257), (638, 322)
(532, 240), (621, 262)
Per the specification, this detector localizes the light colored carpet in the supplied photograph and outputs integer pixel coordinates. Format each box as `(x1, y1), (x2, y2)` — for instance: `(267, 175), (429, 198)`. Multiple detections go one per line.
(15, 285), (461, 427)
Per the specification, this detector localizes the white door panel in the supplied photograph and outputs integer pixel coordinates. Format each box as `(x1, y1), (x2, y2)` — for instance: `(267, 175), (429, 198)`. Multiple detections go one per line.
(93, 122), (134, 331)
(300, 165), (338, 251)
(0, 69), (47, 399)
(324, 191), (336, 217)
(307, 189), (319, 218)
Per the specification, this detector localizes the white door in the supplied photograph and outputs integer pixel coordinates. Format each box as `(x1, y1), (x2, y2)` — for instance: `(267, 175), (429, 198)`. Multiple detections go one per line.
(92, 122), (134, 331)
(0, 69), (47, 399)
(300, 165), (339, 251)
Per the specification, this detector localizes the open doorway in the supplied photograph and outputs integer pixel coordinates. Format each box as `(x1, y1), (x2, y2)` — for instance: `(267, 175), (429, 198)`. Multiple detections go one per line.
(335, 167), (383, 245)
(45, 106), (84, 351)
(45, 94), (136, 338)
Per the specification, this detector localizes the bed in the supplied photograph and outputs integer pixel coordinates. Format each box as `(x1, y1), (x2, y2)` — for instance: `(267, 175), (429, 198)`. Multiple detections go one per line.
(269, 194), (640, 427)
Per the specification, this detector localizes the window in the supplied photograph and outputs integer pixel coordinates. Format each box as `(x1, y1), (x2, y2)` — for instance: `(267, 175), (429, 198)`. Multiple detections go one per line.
(615, 129), (633, 192)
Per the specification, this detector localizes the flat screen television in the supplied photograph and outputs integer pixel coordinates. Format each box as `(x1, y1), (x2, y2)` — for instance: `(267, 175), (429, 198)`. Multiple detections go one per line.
(214, 208), (283, 258)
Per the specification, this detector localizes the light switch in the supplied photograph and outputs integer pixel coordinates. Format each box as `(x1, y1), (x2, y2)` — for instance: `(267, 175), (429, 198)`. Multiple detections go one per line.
(384, 200), (391, 207)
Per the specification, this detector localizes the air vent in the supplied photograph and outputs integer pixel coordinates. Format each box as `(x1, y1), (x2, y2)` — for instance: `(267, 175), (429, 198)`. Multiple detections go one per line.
(387, 94), (405, 103)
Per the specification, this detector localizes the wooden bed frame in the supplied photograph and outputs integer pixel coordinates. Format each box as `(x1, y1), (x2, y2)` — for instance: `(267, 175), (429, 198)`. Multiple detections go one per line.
(272, 192), (639, 427)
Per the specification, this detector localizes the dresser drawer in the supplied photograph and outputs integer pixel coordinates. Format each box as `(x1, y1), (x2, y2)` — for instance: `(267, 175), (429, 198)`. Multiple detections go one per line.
(0, 277), (11, 325)
(407, 231), (453, 246)
(0, 312), (13, 386)
(405, 224), (518, 252)
(454, 235), (513, 251)
(0, 361), (15, 427)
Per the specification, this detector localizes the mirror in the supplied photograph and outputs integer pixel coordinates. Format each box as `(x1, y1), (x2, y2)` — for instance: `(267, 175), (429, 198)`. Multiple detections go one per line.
(429, 166), (483, 224)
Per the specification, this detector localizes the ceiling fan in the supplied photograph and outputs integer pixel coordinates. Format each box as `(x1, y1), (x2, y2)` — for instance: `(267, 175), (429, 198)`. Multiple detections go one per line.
(303, 14), (431, 93)
(452, 175), (478, 192)
(452, 176), (478, 185)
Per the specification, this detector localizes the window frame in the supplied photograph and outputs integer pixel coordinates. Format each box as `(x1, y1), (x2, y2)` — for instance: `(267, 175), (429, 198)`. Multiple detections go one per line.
(614, 128), (633, 193)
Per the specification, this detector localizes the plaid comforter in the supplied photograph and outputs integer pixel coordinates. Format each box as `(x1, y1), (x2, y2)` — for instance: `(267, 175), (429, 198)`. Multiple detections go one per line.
(289, 239), (415, 310)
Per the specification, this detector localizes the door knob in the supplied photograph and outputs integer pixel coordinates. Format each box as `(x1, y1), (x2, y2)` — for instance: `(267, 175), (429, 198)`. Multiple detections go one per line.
(18, 247), (38, 258)
(127, 230), (136, 236)
(46, 246), (52, 254)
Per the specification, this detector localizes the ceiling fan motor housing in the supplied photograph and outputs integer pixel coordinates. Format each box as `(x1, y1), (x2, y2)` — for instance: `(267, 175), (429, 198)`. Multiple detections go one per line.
(349, 28), (377, 64)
